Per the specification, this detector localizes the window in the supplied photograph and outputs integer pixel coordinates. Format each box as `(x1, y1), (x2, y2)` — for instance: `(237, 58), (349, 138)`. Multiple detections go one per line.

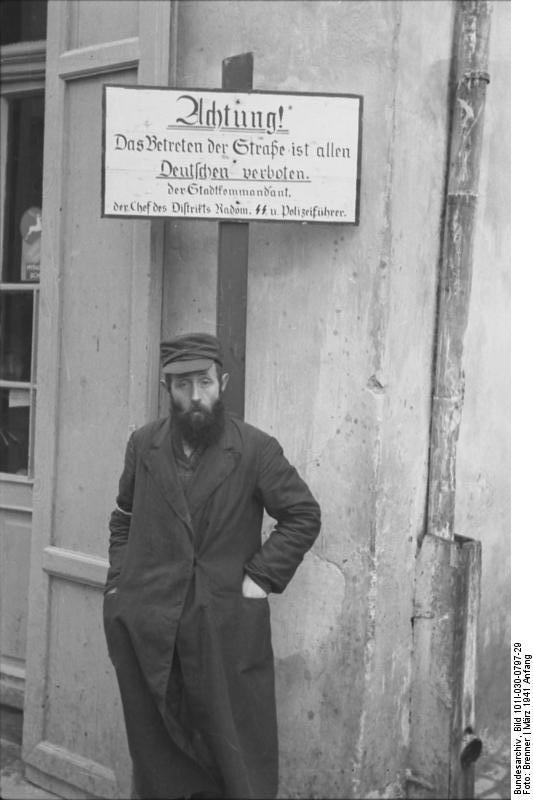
(0, 3), (46, 477)
(1, 1), (47, 46)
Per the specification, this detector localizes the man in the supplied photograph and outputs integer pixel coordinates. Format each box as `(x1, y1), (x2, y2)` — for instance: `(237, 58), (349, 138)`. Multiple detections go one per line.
(103, 332), (321, 799)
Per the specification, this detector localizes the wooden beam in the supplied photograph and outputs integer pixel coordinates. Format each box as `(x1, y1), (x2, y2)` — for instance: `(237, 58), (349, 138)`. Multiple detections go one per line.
(216, 53), (253, 419)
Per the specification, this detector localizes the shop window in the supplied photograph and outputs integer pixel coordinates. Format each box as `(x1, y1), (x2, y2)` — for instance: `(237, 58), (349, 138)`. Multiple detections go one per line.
(0, 94), (44, 476)
(1, 1), (47, 46)
(1, 0), (46, 478)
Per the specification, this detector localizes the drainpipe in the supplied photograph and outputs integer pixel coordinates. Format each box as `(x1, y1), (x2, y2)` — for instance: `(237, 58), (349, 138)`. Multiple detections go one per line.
(407, 2), (492, 798)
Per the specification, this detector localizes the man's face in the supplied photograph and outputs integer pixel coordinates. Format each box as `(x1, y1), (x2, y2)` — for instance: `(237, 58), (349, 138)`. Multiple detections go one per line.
(168, 362), (228, 418)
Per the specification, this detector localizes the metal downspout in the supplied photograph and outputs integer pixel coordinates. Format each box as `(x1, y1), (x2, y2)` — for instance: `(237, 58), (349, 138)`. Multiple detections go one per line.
(407, 2), (492, 798)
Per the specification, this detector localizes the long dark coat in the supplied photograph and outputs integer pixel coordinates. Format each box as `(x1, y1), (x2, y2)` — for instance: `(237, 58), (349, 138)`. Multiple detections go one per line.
(103, 413), (321, 799)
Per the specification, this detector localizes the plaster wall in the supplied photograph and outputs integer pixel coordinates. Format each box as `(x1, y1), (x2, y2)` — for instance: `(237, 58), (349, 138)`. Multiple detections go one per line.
(455, 0), (511, 756)
(164, 2), (455, 797)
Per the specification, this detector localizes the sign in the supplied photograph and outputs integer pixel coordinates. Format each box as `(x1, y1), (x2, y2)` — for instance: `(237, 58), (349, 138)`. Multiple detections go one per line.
(102, 85), (363, 224)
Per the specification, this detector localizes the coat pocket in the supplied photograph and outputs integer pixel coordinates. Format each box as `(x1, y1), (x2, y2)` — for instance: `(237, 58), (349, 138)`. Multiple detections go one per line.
(102, 590), (120, 663)
(238, 596), (272, 673)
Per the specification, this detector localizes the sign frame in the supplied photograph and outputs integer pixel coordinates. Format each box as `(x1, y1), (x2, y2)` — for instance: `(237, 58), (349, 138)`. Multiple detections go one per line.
(101, 84), (364, 225)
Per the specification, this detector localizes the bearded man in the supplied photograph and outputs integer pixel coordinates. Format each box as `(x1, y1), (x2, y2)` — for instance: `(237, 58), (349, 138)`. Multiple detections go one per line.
(103, 332), (321, 800)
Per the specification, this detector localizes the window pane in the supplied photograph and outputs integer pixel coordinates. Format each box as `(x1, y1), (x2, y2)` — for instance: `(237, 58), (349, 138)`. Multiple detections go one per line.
(0, 293), (34, 381)
(1, 1), (47, 46)
(0, 388), (30, 475)
(2, 95), (44, 283)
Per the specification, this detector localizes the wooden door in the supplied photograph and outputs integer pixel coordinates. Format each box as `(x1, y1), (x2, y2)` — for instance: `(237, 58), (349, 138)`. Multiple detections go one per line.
(22, 2), (171, 797)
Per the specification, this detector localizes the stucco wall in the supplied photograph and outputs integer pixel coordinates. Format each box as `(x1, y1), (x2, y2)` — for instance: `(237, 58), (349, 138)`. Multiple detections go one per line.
(455, 0), (511, 757)
(166, 2), (458, 797)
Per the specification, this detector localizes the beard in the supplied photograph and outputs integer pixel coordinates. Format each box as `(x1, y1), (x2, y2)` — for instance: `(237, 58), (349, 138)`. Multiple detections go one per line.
(169, 396), (225, 450)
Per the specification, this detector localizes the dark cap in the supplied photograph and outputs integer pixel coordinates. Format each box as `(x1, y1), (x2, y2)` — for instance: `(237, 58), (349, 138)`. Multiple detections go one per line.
(160, 332), (223, 375)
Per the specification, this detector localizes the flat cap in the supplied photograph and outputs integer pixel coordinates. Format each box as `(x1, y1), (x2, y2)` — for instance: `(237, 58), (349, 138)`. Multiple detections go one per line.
(160, 332), (223, 375)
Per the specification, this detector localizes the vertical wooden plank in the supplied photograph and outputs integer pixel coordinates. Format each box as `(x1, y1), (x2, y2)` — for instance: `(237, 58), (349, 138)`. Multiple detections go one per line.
(221, 52), (253, 93)
(216, 52), (253, 419)
(217, 222), (249, 418)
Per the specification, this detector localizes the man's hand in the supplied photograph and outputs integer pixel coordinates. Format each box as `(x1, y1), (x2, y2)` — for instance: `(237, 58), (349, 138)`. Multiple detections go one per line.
(242, 574), (268, 599)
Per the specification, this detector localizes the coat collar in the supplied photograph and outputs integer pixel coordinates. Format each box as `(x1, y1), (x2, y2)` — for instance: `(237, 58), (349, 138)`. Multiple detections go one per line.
(142, 415), (242, 522)
(142, 418), (191, 529)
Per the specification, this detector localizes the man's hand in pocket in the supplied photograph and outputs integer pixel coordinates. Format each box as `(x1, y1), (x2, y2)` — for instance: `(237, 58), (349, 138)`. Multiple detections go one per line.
(242, 574), (268, 599)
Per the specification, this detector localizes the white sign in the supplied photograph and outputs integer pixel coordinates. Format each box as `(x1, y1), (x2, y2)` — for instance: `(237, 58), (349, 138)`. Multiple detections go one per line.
(102, 85), (363, 224)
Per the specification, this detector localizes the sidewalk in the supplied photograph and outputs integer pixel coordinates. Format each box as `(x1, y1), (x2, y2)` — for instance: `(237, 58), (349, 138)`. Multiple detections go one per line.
(1, 739), (60, 800)
(1, 706), (510, 799)
(474, 729), (511, 800)
(1, 707), (59, 800)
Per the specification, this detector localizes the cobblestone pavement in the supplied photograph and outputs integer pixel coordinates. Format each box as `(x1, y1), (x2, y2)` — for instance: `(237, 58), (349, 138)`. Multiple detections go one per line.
(475, 730), (511, 799)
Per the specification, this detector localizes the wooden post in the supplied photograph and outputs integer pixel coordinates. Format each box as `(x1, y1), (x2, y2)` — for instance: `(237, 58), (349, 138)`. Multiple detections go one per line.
(216, 52), (253, 418)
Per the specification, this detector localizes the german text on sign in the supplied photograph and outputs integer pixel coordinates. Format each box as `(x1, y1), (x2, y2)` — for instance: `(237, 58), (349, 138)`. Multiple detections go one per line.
(102, 85), (363, 224)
